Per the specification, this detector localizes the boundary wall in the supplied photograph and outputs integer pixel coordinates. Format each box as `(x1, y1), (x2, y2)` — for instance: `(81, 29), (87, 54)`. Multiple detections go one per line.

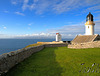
(0, 43), (67, 75)
(68, 41), (100, 49)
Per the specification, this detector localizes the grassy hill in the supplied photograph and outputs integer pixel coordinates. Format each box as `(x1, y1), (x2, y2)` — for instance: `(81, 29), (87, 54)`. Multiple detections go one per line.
(6, 47), (100, 76)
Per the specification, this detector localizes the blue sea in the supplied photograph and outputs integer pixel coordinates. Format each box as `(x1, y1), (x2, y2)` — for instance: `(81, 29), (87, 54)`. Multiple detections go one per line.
(0, 38), (72, 55)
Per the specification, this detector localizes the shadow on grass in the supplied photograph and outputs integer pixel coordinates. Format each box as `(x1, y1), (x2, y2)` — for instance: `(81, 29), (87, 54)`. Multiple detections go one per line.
(5, 47), (63, 76)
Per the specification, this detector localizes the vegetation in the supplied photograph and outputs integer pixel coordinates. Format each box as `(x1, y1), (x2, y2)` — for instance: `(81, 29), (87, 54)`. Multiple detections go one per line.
(6, 47), (100, 76)
(25, 43), (43, 48)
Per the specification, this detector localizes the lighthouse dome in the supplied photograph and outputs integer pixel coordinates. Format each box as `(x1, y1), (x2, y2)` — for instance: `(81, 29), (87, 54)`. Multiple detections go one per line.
(86, 12), (93, 21)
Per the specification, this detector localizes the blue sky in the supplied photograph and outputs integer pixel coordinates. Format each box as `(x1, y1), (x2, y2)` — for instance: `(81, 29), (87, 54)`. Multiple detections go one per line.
(0, 0), (100, 39)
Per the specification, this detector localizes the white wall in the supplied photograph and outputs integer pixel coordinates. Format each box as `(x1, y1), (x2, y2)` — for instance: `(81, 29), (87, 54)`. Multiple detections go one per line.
(85, 25), (94, 35)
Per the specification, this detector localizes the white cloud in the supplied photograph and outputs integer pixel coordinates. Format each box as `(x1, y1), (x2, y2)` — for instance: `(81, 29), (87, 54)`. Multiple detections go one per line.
(22, 0), (29, 10)
(22, 0), (38, 11)
(4, 11), (9, 13)
(46, 20), (100, 38)
(0, 34), (14, 39)
(94, 11), (100, 13)
(15, 12), (25, 16)
(0, 20), (100, 39)
(94, 20), (100, 33)
(1, 25), (7, 29)
(3, 27), (7, 29)
(12, 1), (17, 5)
(48, 24), (84, 34)
(34, 0), (38, 3)
(11, 0), (24, 5)
(12, 0), (100, 14)
(12, 33), (55, 39)
(28, 23), (33, 26)
(82, 5), (100, 13)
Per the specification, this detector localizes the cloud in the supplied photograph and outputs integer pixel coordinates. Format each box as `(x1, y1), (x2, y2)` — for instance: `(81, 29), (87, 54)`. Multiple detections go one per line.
(11, 1), (17, 5)
(53, 0), (77, 13)
(0, 32), (54, 39)
(8, 33), (55, 39)
(12, 0), (100, 14)
(82, 5), (100, 13)
(28, 23), (33, 26)
(48, 23), (84, 34)
(4, 11), (9, 13)
(3, 27), (7, 29)
(1, 25), (7, 29)
(15, 12), (25, 16)
(46, 20), (100, 38)
(94, 11), (100, 13)
(22, 0), (29, 10)
(0, 20), (100, 39)
(11, 0), (23, 5)
(0, 34), (14, 39)
(95, 20), (100, 34)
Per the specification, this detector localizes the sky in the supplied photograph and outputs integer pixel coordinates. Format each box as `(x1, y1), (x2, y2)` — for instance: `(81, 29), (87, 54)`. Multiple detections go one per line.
(0, 0), (100, 39)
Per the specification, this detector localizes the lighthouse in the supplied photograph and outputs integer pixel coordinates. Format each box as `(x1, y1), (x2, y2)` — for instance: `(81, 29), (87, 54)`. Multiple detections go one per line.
(71, 12), (100, 44)
(85, 12), (95, 35)
(56, 33), (61, 42)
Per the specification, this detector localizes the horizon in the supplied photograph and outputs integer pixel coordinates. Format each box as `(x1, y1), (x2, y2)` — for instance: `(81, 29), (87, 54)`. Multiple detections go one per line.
(0, 0), (100, 39)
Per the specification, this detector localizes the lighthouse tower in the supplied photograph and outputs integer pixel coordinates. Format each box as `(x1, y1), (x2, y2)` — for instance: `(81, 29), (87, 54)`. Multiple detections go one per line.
(56, 33), (61, 42)
(85, 12), (95, 35)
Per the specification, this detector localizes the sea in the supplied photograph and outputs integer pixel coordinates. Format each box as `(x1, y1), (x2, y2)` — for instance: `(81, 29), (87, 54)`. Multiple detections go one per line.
(0, 38), (72, 55)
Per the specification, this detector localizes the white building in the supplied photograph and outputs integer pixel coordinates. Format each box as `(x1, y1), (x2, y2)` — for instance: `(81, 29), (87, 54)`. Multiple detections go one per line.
(56, 33), (61, 42)
(85, 12), (95, 35)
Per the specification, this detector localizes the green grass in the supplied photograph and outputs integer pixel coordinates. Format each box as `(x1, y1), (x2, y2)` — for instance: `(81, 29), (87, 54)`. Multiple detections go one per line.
(6, 47), (100, 76)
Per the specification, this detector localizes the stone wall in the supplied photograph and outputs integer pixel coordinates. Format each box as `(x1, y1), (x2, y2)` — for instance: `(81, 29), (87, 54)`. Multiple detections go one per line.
(0, 43), (67, 75)
(68, 41), (100, 49)
(44, 44), (67, 47)
(0, 45), (44, 75)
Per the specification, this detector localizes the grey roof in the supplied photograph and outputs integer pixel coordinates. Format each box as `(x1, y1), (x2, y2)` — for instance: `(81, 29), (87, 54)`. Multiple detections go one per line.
(71, 34), (99, 44)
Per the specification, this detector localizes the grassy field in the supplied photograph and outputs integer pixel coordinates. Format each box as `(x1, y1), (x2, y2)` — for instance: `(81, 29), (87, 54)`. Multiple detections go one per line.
(6, 47), (100, 76)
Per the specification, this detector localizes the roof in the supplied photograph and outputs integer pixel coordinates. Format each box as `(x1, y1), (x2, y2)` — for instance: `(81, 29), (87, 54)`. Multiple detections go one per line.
(71, 34), (99, 44)
(87, 12), (93, 18)
(56, 33), (59, 34)
(86, 12), (93, 21)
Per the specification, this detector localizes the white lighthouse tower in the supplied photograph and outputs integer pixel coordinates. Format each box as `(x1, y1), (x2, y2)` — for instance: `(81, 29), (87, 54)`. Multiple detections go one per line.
(56, 33), (61, 42)
(85, 12), (95, 35)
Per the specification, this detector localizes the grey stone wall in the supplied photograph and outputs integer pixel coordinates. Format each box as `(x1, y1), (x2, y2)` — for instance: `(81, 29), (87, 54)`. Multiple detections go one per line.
(68, 41), (100, 49)
(0, 43), (67, 75)
(44, 44), (67, 47)
(0, 45), (44, 75)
